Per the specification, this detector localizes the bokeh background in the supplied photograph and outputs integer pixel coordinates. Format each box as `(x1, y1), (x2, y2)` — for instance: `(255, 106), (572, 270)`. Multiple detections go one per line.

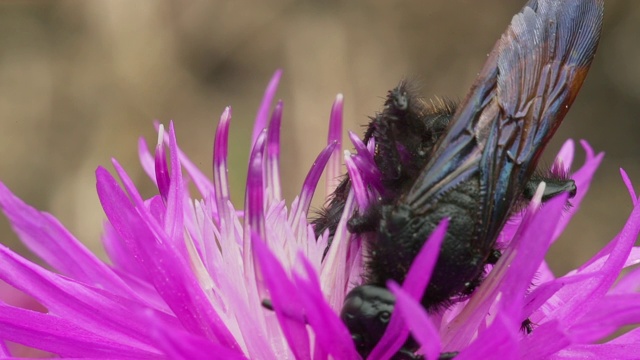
(0, 1), (638, 276)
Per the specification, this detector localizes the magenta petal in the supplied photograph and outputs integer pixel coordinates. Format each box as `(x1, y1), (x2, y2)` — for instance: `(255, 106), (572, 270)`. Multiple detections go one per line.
(349, 131), (382, 194)
(455, 315), (518, 360)
(0, 302), (161, 358)
(348, 131), (375, 167)
(519, 320), (571, 359)
(555, 139), (575, 171)
(620, 168), (638, 206)
(0, 243), (174, 349)
(0, 341), (8, 357)
(251, 70), (282, 147)
(292, 141), (337, 231)
(0, 182), (134, 299)
(152, 326), (246, 360)
(579, 168), (639, 270)
(551, 142), (603, 242)
(554, 200), (640, 322)
(557, 327), (640, 360)
(293, 257), (360, 360)
(243, 129), (268, 301)
(154, 125), (170, 202)
(344, 153), (369, 210)
(252, 234), (311, 360)
(101, 220), (149, 281)
(568, 294), (640, 343)
(388, 282), (441, 360)
(96, 167), (239, 349)
(326, 94), (344, 192)
(351, 154), (383, 195)
(245, 130), (267, 242)
(265, 100), (283, 204)
(523, 273), (589, 320)
(501, 195), (567, 309)
(348, 131), (371, 159)
(608, 327), (640, 344)
(555, 343), (640, 360)
(164, 122), (185, 241)
(213, 107), (232, 225)
(320, 190), (359, 307)
(95, 166), (171, 275)
(612, 264), (640, 294)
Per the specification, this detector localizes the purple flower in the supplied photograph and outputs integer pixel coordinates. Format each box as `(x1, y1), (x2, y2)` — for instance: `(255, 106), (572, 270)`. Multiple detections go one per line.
(0, 1), (639, 354)
(1, 69), (639, 359)
(0, 70), (358, 359)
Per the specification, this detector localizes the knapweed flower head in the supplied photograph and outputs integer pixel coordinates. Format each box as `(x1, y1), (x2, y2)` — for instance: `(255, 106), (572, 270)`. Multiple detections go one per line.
(1, 69), (640, 359)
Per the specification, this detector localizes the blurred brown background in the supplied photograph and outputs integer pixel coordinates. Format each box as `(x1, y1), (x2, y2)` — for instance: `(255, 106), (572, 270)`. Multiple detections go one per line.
(0, 1), (638, 276)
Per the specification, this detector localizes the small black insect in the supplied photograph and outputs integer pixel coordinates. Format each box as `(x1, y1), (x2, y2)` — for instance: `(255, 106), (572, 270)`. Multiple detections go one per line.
(312, 0), (603, 358)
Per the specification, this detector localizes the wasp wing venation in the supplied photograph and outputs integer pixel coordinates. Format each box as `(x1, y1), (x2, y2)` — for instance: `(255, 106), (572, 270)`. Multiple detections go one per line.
(403, 0), (603, 249)
(479, 0), (603, 248)
(404, 43), (500, 210)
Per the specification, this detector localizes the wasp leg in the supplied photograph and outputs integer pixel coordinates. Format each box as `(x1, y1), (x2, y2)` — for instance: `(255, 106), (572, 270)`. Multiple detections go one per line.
(524, 175), (576, 202)
(461, 249), (501, 295)
(392, 348), (424, 360)
(462, 276), (482, 296)
(438, 352), (459, 360)
(486, 249), (502, 265)
(261, 299), (274, 311)
(394, 351), (458, 360)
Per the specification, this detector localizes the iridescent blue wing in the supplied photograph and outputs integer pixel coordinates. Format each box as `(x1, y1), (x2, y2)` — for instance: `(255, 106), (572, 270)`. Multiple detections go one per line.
(404, 0), (603, 250)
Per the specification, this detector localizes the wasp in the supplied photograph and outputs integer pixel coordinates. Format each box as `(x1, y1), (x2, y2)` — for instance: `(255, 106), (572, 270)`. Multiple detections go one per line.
(311, 0), (603, 358)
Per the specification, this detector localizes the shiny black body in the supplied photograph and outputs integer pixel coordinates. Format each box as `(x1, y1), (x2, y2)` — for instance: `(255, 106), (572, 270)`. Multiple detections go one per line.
(314, 84), (575, 298)
(312, 0), (603, 358)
